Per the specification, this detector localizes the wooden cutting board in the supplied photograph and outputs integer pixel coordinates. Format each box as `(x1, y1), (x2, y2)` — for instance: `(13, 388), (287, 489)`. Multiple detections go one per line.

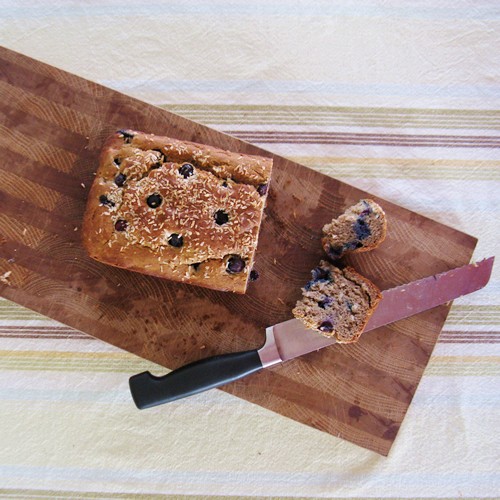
(0, 46), (476, 456)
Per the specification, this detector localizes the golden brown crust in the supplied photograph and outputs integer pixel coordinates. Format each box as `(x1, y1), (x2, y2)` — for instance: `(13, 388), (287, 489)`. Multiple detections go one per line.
(82, 130), (273, 293)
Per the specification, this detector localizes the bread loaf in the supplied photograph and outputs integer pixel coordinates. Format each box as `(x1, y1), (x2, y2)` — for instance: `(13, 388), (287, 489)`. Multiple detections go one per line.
(82, 130), (273, 293)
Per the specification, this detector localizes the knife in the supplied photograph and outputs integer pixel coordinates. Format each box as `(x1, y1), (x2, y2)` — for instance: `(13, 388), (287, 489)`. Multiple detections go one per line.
(129, 257), (494, 409)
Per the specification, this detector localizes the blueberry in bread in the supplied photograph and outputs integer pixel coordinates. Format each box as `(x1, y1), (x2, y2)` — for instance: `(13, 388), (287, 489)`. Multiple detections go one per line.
(322, 199), (387, 261)
(292, 260), (382, 342)
(82, 130), (273, 293)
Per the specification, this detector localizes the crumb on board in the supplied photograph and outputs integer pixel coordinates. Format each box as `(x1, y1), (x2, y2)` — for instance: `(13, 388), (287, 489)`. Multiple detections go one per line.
(0, 271), (12, 285)
(80, 183), (86, 188)
(277, 297), (285, 305)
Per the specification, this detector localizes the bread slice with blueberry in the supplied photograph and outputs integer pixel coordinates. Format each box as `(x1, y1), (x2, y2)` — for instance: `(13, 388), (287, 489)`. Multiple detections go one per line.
(293, 199), (386, 340)
(292, 260), (382, 342)
(82, 130), (273, 293)
(322, 199), (387, 261)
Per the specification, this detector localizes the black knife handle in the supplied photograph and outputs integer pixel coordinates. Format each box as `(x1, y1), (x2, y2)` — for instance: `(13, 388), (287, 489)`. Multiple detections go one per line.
(129, 349), (263, 409)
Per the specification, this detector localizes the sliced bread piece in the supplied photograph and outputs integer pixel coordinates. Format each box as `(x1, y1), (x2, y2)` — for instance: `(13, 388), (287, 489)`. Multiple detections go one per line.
(292, 260), (382, 342)
(322, 199), (387, 261)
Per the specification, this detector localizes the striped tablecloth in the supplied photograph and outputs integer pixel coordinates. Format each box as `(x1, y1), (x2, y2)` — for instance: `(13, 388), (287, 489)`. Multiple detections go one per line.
(1, 1), (499, 498)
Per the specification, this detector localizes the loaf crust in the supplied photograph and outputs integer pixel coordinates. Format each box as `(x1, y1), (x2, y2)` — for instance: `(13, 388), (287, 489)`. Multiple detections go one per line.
(82, 130), (273, 293)
(292, 260), (382, 342)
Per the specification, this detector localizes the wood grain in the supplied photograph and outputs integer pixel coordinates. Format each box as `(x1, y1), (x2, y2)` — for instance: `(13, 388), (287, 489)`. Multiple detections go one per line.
(0, 46), (477, 455)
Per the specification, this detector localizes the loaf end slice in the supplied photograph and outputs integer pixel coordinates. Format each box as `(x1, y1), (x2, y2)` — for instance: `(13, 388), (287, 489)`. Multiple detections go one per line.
(322, 199), (387, 261)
